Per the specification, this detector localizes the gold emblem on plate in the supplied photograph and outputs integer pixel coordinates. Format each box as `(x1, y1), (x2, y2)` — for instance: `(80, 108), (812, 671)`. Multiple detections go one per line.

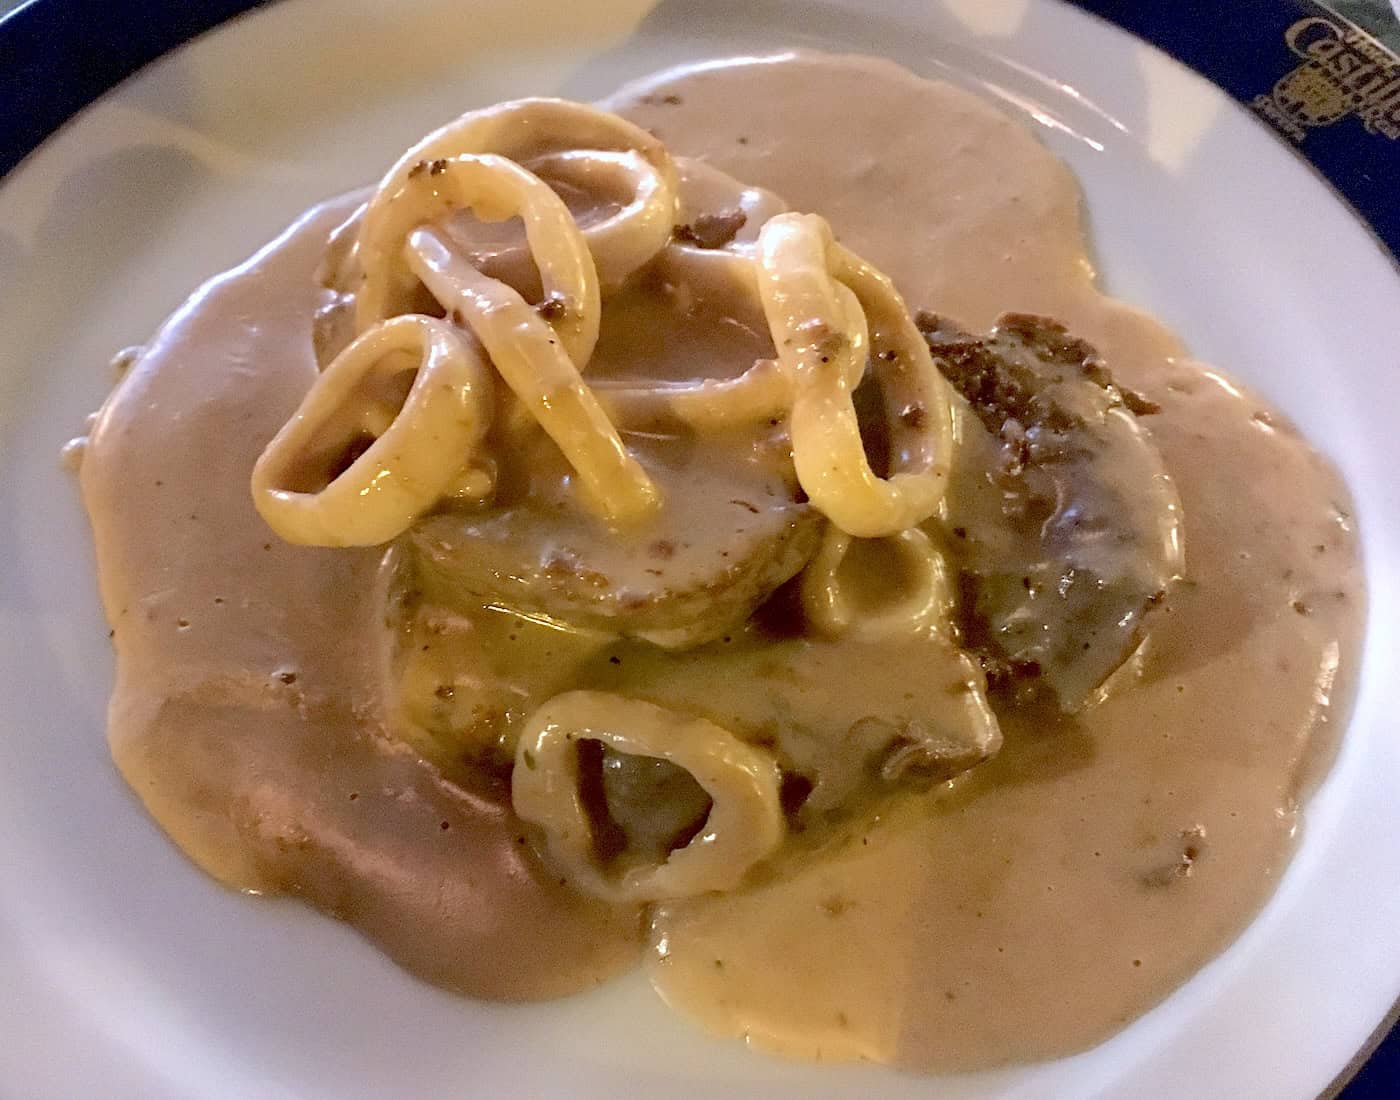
(1251, 16), (1400, 142)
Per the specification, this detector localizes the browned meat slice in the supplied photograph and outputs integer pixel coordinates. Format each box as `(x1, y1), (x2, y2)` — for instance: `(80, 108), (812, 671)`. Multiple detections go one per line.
(408, 427), (821, 650)
(918, 312), (1184, 711)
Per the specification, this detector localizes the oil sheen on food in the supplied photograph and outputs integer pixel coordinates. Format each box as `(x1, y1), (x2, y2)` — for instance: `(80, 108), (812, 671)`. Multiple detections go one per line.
(74, 52), (1363, 1070)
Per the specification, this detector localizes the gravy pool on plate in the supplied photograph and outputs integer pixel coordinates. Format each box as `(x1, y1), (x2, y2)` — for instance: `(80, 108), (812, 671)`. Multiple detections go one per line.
(69, 50), (1362, 1070)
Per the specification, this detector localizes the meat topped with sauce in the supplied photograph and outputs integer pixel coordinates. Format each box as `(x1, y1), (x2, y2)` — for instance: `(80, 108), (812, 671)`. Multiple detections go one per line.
(409, 423), (821, 649)
(920, 312), (1184, 710)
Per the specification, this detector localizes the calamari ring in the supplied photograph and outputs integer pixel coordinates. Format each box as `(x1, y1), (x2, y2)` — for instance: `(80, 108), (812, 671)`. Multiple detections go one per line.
(356, 152), (601, 367)
(356, 97), (677, 318)
(251, 314), (493, 547)
(590, 357), (792, 432)
(407, 223), (658, 524)
(511, 691), (785, 903)
(524, 148), (675, 292)
(756, 212), (956, 538)
(799, 525), (954, 640)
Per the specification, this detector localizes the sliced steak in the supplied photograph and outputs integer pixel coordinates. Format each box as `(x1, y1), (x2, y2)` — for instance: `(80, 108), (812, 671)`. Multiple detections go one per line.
(919, 312), (1184, 711)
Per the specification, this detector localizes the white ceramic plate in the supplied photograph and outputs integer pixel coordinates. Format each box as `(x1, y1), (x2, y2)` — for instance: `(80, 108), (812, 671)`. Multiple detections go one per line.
(2, 1), (1398, 1096)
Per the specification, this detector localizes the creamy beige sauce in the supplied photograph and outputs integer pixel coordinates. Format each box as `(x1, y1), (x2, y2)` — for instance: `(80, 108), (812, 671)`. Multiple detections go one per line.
(78, 197), (642, 999)
(74, 52), (1363, 1070)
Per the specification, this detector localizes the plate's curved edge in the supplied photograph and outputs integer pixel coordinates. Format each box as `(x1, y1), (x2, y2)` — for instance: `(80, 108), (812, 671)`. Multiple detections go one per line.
(0, 0), (272, 177)
(1068, 0), (1400, 266)
(1060, 5), (1399, 1091)
(3, 0), (1398, 266)
(1324, 994), (1400, 1099)
(1, 0), (1397, 1094)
